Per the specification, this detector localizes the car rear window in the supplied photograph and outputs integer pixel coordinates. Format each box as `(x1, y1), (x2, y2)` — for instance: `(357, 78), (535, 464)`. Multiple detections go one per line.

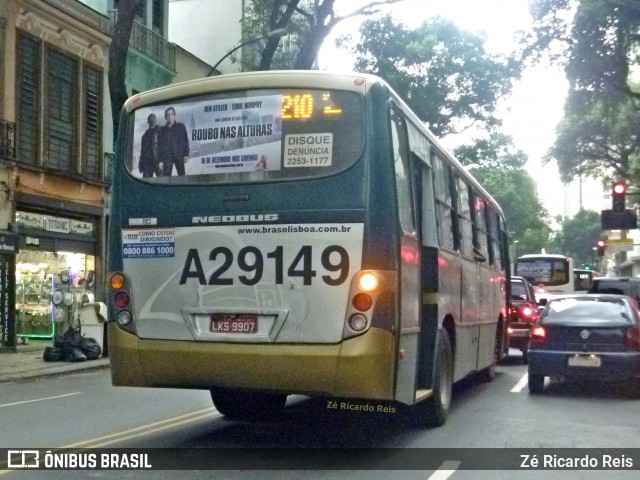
(511, 281), (528, 299)
(541, 298), (634, 325)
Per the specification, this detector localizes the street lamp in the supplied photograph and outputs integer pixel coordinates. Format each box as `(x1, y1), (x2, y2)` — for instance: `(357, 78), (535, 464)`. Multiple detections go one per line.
(207, 28), (288, 76)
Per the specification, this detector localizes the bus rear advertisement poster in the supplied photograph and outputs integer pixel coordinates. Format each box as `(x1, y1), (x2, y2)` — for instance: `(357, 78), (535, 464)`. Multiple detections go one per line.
(133, 95), (283, 176)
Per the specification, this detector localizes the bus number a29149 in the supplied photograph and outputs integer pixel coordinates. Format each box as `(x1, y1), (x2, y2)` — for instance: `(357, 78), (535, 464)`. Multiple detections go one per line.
(178, 245), (349, 286)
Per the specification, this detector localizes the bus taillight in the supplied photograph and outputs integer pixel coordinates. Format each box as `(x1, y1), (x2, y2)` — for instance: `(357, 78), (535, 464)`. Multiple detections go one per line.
(358, 272), (378, 292)
(352, 293), (372, 311)
(348, 314), (368, 331)
(110, 274), (125, 290)
(114, 292), (130, 309)
(116, 310), (132, 326)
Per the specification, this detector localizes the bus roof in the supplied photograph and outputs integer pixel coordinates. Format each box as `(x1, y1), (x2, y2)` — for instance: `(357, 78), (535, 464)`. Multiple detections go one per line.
(123, 70), (380, 113)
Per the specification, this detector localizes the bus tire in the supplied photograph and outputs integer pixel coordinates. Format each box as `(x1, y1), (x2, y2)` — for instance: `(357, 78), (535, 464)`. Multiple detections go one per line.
(416, 329), (453, 427)
(479, 327), (500, 382)
(502, 333), (510, 358)
(210, 388), (287, 420)
(528, 374), (545, 393)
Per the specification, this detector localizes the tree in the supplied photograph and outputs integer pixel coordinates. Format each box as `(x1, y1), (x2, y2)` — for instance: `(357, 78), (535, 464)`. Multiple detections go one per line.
(242, 0), (406, 71)
(108, 0), (139, 136)
(527, 0), (640, 105)
(525, 0), (640, 184)
(548, 92), (640, 183)
(341, 15), (522, 136)
(455, 133), (552, 254)
(552, 209), (602, 267)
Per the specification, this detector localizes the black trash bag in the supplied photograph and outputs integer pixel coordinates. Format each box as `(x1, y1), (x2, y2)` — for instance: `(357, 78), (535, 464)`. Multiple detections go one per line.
(43, 346), (65, 362)
(55, 326), (82, 349)
(54, 327), (86, 362)
(79, 337), (102, 360)
(65, 346), (87, 362)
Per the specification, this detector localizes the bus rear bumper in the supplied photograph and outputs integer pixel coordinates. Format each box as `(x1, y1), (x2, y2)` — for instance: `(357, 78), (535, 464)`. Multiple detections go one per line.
(107, 324), (395, 400)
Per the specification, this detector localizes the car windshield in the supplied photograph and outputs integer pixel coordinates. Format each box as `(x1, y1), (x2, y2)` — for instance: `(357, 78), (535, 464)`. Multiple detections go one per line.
(541, 298), (634, 325)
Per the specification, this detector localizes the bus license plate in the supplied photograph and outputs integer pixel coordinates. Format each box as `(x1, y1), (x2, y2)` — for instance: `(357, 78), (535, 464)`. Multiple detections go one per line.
(567, 355), (601, 367)
(210, 315), (258, 334)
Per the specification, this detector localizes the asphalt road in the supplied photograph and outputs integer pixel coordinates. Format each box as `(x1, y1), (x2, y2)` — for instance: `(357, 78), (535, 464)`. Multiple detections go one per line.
(1, 350), (639, 479)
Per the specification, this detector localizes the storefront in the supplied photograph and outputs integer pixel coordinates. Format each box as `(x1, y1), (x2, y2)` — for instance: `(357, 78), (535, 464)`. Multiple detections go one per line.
(15, 210), (98, 341)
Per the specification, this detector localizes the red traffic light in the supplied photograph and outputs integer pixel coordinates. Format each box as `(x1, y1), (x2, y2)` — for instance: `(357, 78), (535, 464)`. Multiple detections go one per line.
(612, 183), (627, 213)
(613, 183), (626, 195)
(597, 240), (606, 247)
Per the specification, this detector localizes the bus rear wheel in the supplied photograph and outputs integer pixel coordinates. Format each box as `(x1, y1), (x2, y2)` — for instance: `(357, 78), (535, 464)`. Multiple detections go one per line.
(415, 329), (453, 427)
(479, 324), (502, 382)
(210, 388), (287, 421)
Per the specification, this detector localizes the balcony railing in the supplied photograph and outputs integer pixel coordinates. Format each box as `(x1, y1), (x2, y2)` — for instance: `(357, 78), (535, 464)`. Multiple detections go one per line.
(109, 12), (175, 72)
(0, 120), (16, 160)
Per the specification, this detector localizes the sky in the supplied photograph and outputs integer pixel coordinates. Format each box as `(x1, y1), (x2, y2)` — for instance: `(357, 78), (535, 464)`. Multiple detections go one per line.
(317, 0), (606, 219)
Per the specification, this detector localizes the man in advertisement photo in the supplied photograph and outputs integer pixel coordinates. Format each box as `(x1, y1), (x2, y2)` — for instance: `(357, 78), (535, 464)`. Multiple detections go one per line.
(139, 113), (162, 177)
(160, 106), (190, 176)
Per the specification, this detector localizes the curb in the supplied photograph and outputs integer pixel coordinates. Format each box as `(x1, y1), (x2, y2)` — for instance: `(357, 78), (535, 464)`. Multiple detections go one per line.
(0, 358), (111, 383)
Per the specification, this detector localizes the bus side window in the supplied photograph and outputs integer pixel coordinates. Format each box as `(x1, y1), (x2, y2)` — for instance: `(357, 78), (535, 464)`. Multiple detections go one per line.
(432, 154), (456, 250)
(497, 216), (508, 271)
(485, 206), (497, 266)
(389, 107), (416, 236)
(471, 192), (489, 262)
(456, 177), (474, 259)
(420, 162), (438, 248)
(407, 122), (433, 246)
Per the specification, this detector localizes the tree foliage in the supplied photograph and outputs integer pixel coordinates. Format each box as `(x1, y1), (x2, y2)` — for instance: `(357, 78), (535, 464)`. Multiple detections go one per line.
(242, 0), (405, 71)
(550, 209), (602, 267)
(340, 15), (521, 136)
(525, 0), (640, 184)
(455, 133), (552, 254)
(548, 92), (640, 183)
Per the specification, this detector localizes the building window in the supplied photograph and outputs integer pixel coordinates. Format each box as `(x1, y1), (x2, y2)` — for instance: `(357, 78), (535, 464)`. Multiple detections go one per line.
(152, 0), (164, 34)
(114, 0), (146, 23)
(136, 0), (147, 23)
(17, 35), (39, 165)
(47, 48), (77, 172)
(84, 66), (102, 178)
(15, 33), (104, 181)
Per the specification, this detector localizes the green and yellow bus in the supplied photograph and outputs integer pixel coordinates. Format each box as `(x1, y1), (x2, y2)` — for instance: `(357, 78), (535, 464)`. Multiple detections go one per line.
(106, 71), (510, 427)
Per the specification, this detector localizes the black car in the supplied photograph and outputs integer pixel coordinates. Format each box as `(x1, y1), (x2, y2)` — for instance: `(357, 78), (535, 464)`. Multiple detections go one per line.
(528, 294), (640, 393)
(588, 277), (640, 299)
(507, 276), (540, 363)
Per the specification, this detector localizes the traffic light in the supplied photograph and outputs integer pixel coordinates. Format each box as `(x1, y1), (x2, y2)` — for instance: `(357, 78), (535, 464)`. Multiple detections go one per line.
(612, 183), (626, 213)
(597, 240), (606, 256)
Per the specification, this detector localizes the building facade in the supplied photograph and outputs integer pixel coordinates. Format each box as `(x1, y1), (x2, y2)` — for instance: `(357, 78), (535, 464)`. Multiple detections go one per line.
(0, 0), (211, 350)
(1, 0), (111, 347)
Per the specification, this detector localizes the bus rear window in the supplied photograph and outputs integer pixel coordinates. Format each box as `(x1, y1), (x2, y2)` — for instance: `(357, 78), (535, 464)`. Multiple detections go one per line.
(516, 259), (570, 286)
(126, 89), (363, 184)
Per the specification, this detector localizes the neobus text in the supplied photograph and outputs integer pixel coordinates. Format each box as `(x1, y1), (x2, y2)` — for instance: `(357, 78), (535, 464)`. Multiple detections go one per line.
(191, 214), (278, 224)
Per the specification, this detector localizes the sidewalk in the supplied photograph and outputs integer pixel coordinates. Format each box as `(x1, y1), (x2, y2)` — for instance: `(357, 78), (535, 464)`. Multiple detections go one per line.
(0, 341), (110, 383)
